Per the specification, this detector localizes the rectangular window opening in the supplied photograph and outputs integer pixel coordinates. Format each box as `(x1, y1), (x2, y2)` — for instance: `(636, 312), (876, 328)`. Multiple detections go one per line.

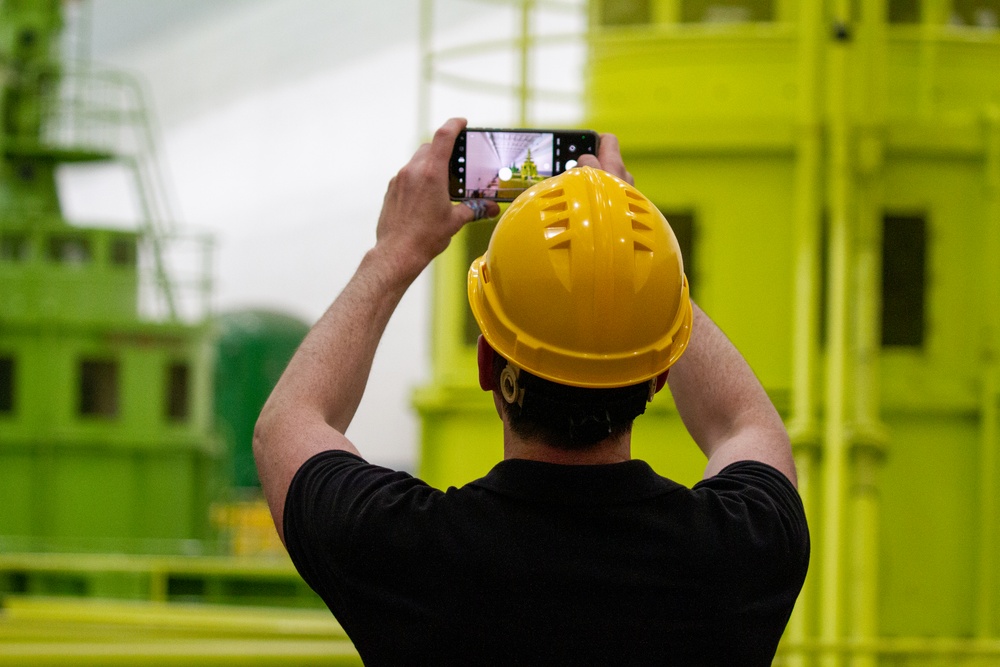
(658, 209), (696, 299)
(110, 236), (137, 267)
(681, 0), (774, 23)
(888, 0), (922, 23)
(79, 359), (119, 418)
(0, 234), (29, 262)
(49, 235), (92, 266)
(0, 356), (14, 414)
(166, 362), (190, 421)
(881, 214), (927, 347)
(600, 0), (652, 25)
(952, 0), (1000, 27)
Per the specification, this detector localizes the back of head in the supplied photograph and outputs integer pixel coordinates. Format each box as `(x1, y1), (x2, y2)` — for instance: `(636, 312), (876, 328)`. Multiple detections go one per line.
(468, 166), (692, 448)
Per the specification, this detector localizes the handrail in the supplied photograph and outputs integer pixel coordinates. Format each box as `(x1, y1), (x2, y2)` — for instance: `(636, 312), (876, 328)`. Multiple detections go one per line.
(30, 64), (213, 322)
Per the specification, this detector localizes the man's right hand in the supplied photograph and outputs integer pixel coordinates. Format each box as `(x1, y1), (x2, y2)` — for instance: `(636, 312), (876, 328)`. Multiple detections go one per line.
(576, 133), (633, 185)
(373, 117), (500, 284)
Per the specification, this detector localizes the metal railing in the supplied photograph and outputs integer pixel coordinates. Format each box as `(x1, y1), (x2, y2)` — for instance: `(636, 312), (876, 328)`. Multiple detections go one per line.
(34, 65), (213, 322)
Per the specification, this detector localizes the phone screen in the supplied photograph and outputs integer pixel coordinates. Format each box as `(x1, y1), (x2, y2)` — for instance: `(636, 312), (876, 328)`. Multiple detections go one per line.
(450, 128), (599, 202)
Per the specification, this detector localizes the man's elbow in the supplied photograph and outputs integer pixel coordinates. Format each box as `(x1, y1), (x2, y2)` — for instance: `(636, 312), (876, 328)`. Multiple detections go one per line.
(252, 400), (278, 470)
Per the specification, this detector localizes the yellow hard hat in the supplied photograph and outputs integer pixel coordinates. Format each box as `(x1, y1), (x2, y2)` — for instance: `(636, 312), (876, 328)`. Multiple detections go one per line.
(468, 166), (692, 389)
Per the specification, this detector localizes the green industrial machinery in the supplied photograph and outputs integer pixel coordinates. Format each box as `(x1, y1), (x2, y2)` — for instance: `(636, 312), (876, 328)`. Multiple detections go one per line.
(0, 2), (340, 663)
(0, 1), (222, 554)
(214, 310), (310, 491)
(418, 0), (1000, 663)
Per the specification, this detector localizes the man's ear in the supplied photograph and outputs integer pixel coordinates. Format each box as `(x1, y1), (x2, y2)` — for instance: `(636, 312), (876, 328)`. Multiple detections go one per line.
(477, 335), (495, 392)
(654, 370), (669, 394)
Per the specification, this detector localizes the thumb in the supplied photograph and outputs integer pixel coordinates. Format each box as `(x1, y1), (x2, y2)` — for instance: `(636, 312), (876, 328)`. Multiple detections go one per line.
(458, 199), (501, 225)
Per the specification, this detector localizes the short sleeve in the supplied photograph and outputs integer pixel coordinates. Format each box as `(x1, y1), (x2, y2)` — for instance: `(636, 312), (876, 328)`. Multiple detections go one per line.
(691, 461), (810, 606)
(282, 449), (433, 599)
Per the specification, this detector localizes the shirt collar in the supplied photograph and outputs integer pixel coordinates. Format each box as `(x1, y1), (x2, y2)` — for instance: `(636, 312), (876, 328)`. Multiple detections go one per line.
(470, 458), (683, 506)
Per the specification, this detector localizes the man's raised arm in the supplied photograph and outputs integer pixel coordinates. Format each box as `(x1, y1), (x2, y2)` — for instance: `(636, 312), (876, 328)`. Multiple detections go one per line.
(667, 304), (797, 485)
(576, 138), (795, 485)
(252, 118), (499, 541)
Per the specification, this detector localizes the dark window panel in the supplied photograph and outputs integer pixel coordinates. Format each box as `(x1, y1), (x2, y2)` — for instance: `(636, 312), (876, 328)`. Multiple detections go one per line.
(681, 0), (774, 23)
(80, 359), (119, 417)
(0, 356), (14, 413)
(166, 362), (190, 421)
(600, 0), (652, 25)
(881, 215), (927, 347)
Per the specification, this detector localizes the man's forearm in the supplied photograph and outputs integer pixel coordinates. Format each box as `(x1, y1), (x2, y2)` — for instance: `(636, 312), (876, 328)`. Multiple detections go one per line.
(259, 246), (412, 437)
(253, 246), (414, 533)
(667, 303), (796, 483)
(252, 118), (498, 540)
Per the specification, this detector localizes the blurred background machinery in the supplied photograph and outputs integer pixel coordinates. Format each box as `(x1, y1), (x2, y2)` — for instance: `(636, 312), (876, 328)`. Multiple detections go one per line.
(419, 0), (1000, 664)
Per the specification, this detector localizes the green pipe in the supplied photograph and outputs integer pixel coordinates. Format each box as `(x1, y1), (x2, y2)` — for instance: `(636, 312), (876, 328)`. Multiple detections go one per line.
(785, 0), (824, 662)
(976, 105), (1000, 638)
(819, 1), (854, 664)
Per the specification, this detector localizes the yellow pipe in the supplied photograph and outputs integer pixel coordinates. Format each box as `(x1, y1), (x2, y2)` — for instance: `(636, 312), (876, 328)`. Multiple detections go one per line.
(786, 0), (825, 662)
(0, 641), (361, 667)
(417, 0), (433, 139)
(917, 0), (946, 117)
(1, 595), (347, 638)
(847, 4), (888, 666)
(848, 447), (881, 667)
(976, 106), (1000, 638)
(788, 0), (823, 448)
(778, 636), (1000, 658)
(516, 0), (535, 126)
(819, 1), (854, 664)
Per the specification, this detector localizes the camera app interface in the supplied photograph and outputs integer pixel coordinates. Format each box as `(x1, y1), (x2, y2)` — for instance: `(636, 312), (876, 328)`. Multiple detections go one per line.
(453, 131), (589, 200)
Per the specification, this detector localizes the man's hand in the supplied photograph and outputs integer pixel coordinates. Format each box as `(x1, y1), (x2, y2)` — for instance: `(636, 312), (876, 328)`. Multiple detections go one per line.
(576, 133), (633, 185)
(254, 118), (496, 542)
(374, 118), (499, 282)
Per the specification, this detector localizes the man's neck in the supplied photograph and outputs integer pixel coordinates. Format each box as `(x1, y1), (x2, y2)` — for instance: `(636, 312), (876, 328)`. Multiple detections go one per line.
(502, 427), (632, 465)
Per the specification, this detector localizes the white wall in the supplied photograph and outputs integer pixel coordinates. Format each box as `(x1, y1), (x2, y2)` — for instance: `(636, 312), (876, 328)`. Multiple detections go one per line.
(65, 0), (585, 472)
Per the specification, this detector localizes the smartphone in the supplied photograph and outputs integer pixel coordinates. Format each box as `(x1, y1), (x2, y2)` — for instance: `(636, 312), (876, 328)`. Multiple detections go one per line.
(449, 128), (600, 202)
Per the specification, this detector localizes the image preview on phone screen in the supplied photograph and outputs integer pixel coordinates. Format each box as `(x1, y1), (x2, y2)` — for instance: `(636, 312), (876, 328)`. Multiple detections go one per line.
(451, 130), (592, 201)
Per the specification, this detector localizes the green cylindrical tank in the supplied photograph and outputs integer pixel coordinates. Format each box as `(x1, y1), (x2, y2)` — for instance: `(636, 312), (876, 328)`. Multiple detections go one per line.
(214, 310), (309, 490)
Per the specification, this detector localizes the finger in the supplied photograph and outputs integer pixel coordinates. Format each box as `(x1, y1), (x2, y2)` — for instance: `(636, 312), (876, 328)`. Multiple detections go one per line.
(576, 154), (602, 169)
(459, 199), (501, 224)
(428, 117), (467, 162)
(595, 133), (630, 181)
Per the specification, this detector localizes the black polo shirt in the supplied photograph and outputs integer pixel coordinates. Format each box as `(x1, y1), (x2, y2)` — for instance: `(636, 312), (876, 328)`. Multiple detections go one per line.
(284, 450), (809, 666)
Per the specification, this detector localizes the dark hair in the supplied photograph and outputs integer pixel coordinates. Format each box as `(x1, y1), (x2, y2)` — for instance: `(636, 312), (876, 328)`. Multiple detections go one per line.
(492, 354), (651, 450)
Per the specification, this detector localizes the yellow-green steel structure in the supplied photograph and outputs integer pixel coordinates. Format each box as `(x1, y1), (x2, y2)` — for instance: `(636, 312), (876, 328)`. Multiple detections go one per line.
(418, 0), (1000, 663)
